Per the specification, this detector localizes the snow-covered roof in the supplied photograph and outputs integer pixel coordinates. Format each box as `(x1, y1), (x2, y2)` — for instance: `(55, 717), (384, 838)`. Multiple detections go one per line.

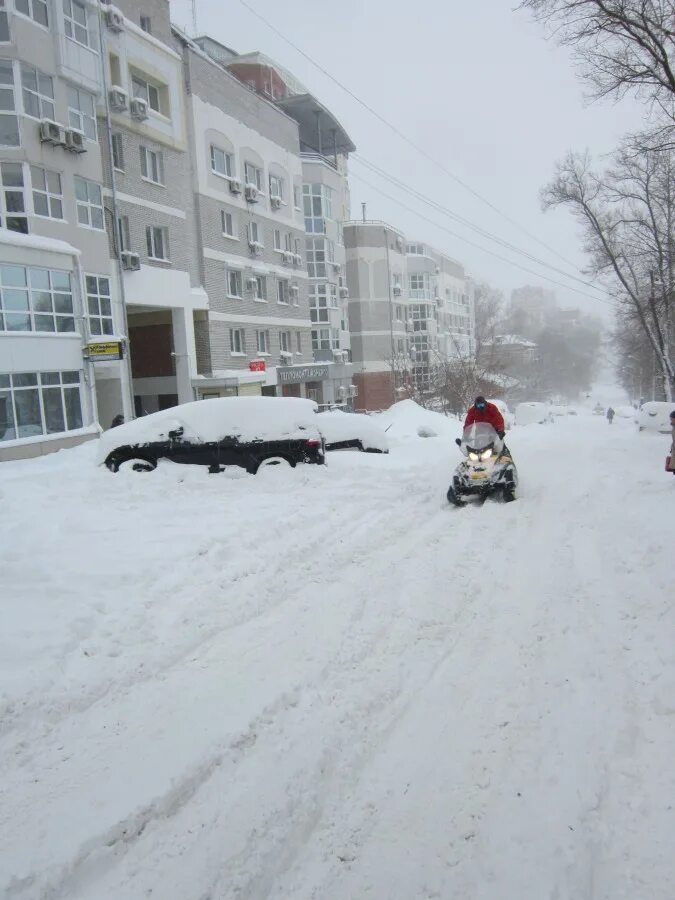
(0, 230), (81, 257)
(483, 334), (536, 348)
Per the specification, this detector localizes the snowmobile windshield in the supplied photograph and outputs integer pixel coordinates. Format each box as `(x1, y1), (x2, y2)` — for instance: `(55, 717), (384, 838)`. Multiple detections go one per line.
(462, 422), (498, 454)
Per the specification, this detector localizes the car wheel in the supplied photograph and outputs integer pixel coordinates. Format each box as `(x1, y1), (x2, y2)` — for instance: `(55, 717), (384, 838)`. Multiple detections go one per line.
(255, 455), (293, 473)
(115, 456), (157, 473)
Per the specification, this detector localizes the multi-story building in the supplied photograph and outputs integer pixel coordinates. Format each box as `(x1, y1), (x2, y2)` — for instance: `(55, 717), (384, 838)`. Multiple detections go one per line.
(0, 0), (126, 461)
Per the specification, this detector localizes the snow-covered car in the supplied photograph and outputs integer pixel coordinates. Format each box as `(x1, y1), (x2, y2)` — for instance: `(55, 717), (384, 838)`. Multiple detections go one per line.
(615, 405), (636, 419)
(316, 409), (389, 453)
(515, 402), (553, 426)
(487, 399), (515, 430)
(98, 397), (325, 474)
(637, 401), (673, 434)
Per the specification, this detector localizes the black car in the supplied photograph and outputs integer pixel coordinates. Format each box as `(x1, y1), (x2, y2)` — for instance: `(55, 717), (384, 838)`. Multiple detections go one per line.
(97, 397), (325, 474)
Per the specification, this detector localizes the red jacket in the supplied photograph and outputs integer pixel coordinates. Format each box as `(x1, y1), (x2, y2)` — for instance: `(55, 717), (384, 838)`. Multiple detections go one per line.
(464, 402), (505, 434)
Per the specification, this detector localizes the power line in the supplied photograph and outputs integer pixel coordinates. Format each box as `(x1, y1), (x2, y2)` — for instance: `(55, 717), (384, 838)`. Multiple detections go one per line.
(349, 169), (615, 307)
(235, 0), (588, 275)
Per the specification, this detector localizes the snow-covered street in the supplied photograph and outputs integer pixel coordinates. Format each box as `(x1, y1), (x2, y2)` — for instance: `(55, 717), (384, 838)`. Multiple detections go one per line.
(1, 410), (674, 900)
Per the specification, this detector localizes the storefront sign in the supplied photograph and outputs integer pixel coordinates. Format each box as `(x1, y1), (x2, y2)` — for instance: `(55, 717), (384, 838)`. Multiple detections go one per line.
(277, 365), (329, 384)
(86, 341), (124, 362)
(249, 359), (266, 372)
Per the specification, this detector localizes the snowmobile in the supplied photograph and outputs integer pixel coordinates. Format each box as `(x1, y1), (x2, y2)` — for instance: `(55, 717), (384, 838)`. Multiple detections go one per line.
(447, 422), (518, 506)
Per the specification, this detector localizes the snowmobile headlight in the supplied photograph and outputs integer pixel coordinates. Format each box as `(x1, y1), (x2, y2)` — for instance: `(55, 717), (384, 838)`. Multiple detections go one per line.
(469, 452), (479, 461)
(481, 449), (493, 461)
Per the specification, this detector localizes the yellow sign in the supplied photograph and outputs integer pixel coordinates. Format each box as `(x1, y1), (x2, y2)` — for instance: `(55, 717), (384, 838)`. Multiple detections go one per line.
(86, 341), (124, 361)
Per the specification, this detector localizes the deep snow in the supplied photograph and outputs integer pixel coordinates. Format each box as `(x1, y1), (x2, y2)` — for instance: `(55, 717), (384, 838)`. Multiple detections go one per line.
(1, 410), (674, 900)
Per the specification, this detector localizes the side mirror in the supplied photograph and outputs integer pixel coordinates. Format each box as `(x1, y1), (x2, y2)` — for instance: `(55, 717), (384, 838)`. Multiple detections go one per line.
(168, 426), (184, 440)
(455, 437), (462, 446)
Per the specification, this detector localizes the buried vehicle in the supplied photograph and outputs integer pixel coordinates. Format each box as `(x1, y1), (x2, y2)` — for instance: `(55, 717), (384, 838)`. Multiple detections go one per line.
(98, 397), (325, 474)
(316, 409), (389, 453)
(447, 422), (518, 507)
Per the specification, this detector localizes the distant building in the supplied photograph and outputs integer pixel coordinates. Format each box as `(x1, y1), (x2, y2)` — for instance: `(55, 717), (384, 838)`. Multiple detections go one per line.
(510, 285), (556, 334)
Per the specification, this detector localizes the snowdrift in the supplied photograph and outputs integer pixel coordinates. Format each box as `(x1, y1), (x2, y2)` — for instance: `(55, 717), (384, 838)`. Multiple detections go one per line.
(375, 400), (460, 442)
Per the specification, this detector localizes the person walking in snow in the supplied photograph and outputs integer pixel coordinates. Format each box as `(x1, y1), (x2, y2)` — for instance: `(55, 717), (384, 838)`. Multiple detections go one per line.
(606, 407), (615, 424)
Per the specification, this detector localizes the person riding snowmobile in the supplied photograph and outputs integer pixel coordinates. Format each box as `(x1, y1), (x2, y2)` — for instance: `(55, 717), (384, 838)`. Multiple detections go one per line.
(465, 396), (506, 439)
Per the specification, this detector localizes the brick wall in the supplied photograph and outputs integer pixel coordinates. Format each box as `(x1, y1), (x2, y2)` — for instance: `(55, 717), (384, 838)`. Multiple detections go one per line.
(115, 0), (172, 44)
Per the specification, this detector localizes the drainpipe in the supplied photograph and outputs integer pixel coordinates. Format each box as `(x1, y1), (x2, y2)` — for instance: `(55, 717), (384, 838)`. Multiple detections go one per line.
(97, 1), (134, 422)
(72, 250), (99, 430)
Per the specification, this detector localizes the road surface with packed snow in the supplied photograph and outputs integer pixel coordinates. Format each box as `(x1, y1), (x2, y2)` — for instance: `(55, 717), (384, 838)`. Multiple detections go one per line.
(1, 406), (673, 900)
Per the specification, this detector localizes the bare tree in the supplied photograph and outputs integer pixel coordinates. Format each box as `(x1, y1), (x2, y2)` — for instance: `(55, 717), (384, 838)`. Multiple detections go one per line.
(520, 0), (675, 124)
(542, 137), (675, 399)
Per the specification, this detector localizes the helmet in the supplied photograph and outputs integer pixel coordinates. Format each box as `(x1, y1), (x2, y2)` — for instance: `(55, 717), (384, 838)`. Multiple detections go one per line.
(475, 395), (486, 410)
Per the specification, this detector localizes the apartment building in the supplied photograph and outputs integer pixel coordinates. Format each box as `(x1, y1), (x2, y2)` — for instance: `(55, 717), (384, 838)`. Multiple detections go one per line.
(0, 0), (124, 461)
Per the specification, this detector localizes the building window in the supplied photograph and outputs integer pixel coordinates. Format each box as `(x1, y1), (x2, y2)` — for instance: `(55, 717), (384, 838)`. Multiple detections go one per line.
(227, 269), (242, 298)
(0, 370), (82, 441)
(117, 215), (130, 252)
(273, 229), (281, 251)
(309, 284), (330, 323)
(140, 14), (151, 33)
(221, 210), (234, 237)
(0, 265), (74, 333)
(244, 162), (263, 191)
(210, 144), (233, 179)
(111, 132), (124, 171)
(296, 332), (302, 354)
(63, 0), (90, 47)
(86, 275), (113, 336)
(406, 243), (425, 255)
(140, 146), (164, 185)
(256, 329), (270, 354)
(0, 0), (10, 41)
(409, 273), (430, 299)
(14, 0), (48, 27)
(293, 185), (301, 209)
(0, 162), (27, 233)
(67, 86), (96, 140)
(311, 327), (335, 351)
(269, 173), (283, 200)
(279, 330), (291, 353)
(229, 327), (245, 354)
(74, 176), (104, 229)
(303, 183), (332, 232)
(277, 279), (289, 305)
(20, 63), (54, 120)
(305, 238), (334, 278)
(253, 275), (266, 301)
(395, 304), (404, 321)
(31, 166), (63, 219)
(131, 73), (162, 114)
(145, 225), (169, 260)
(248, 220), (261, 245)
(0, 58), (19, 147)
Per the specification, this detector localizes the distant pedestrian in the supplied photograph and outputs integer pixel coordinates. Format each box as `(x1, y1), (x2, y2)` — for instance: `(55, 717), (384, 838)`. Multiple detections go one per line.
(110, 413), (124, 428)
(606, 407), (615, 424)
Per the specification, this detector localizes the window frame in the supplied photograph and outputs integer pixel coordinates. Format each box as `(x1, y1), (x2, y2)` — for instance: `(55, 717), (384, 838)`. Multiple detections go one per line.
(248, 220), (262, 246)
(229, 327), (245, 355)
(85, 274), (113, 337)
(277, 279), (289, 306)
(255, 328), (270, 355)
(131, 72), (163, 114)
(20, 62), (55, 120)
(145, 225), (170, 261)
(0, 57), (20, 148)
(117, 215), (130, 253)
(0, 161), (28, 233)
(0, 264), (75, 334)
(14, 0), (48, 28)
(253, 274), (266, 302)
(63, 0), (91, 48)
(227, 269), (242, 299)
(140, 145), (164, 186)
(67, 85), (97, 141)
(269, 173), (284, 201)
(210, 144), (234, 180)
(74, 175), (104, 230)
(111, 132), (124, 171)
(279, 330), (291, 353)
(244, 161), (263, 192)
(0, 370), (83, 442)
(221, 209), (235, 238)
(30, 165), (63, 220)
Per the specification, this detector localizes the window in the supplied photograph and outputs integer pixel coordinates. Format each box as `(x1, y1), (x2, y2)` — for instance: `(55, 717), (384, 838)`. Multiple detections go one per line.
(252, 275), (266, 301)
(309, 284), (330, 323)
(111, 133), (124, 171)
(409, 273), (430, 299)
(63, 0), (90, 46)
(0, 58), (19, 146)
(140, 14), (151, 33)
(269, 173), (283, 200)
(229, 327), (245, 355)
(67, 86), (96, 140)
(0, 265), (75, 333)
(31, 166), (63, 219)
(244, 162), (263, 191)
(395, 304), (404, 321)
(0, 162), (27, 232)
(279, 330), (291, 353)
(74, 176), (103, 229)
(296, 332), (302, 354)
(293, 185), (301, 209)
(117, 215), (130, 252)
(305, 238), (335, 278)
(227, 269), (242, 298)
(0, 0), (10, 41)
(146, 225), (169, 260)
(140, 146), (164, 185)
(248, 221), (261, 245)
(21, 64), (54, 120)
(277, 279), (289, 305)
(15, 0), (48, 27)
(406, 243), (425, 255)
(132, 73), (162, 114)
(303, 183), (332, 232)
(86, 275), (113, 336)
(0, 370), (82, 441)
(256, 329), (270, 354)
(210, 144), (233, 179)
(221, 210), (234, 237)
(284, 232), (293, 252)
(273, 229), (281, 251)
(312, 327), (338, 352)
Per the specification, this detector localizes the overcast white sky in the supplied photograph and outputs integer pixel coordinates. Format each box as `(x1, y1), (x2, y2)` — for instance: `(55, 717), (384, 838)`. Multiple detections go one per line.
(170, 0), (647, 320)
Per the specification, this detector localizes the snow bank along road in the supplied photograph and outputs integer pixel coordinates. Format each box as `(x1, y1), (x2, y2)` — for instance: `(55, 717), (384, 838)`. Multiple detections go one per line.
(1, 413), (673, 900)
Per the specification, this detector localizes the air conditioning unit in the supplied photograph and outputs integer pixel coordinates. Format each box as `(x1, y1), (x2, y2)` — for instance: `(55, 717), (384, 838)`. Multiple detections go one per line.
(270, 195), (282, 210)
(293, 253), (302, 267)
(289, 284), (299, 296)
(109, 86), (128, 111)
(280, 351), (293, 363)
(393, 284), (402, 297)
(121, 251), (141, 271)
(332, 348), (344, 361)
(330, 261), (341, 272)
(435, 265), (441, 274)
(349, 384), (358, 398)
(229, 178), (242, 194)
(244, 183), (259, 202)
(104, 7), (124, 31)
(248, 240), (263, 255)
(130, 97), (149, 120)
(282, 250), (293, 265)
(246, 276), (259, 289)
(64, 127), (86, 153)
(39, 119), (65, 146)
(339, 287), (349, 299)
(338, 385), (347, 398)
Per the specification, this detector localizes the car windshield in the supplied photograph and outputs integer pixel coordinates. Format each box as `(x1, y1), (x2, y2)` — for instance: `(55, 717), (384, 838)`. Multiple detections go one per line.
(462, 422), (498, 452)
